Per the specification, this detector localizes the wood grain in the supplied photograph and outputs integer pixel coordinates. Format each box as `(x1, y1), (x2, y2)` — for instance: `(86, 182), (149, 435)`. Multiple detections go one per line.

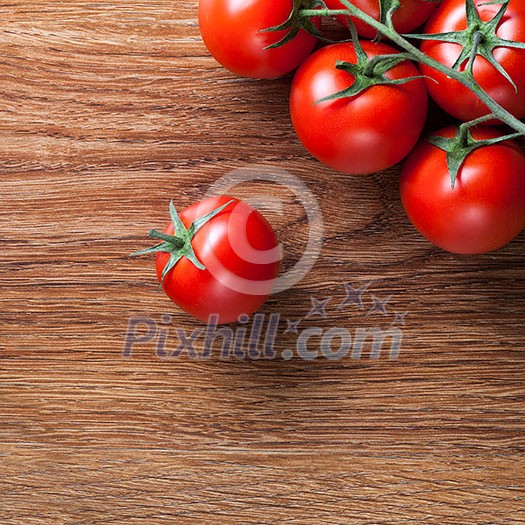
(1, 1), (524, 523)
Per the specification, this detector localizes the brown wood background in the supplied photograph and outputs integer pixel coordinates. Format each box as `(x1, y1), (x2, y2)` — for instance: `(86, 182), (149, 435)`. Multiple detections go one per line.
(1, 1), (524, 523)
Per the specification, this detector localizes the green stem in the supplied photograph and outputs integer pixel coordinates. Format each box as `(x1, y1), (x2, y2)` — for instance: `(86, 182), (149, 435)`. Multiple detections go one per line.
(458, 114), (523, 144)
(148, 230), (185, 249)
(465, 31), (483, 73)
(300, 4), (525, 135)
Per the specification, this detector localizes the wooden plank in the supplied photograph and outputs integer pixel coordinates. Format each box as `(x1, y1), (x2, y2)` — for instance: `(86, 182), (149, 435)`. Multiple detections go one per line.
(1, 1), (524, 523)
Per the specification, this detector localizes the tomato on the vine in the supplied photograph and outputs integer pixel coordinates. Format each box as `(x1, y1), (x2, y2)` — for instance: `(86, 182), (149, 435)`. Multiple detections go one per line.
(134, 197), (281, 324)
(324, 0), (438, 39)
(198, 0), (320, 79)
(419, 0), (525, 122)
(290, 41), (428, 174)
(400, 127), (525, 254)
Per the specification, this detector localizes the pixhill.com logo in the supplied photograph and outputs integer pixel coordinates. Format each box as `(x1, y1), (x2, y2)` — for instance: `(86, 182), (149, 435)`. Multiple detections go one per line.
(123, 280), (407, 361)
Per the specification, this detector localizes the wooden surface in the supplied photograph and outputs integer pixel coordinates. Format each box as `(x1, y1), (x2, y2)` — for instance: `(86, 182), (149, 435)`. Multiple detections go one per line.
(1, 2), (524, 523)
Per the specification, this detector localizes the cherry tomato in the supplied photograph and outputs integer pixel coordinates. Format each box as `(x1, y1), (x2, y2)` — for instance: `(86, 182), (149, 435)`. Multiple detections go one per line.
(324, 0), (438, 39)
(400, 127), (525, 254)
(198, 0), (320, 79)
(151, 197), (280, 324)
(419, 0), (525, 121)
(289, 41), (428, 174)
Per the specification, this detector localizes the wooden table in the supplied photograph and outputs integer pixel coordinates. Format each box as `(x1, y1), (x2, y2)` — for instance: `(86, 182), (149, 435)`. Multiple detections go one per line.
(1, 2), (524, 523)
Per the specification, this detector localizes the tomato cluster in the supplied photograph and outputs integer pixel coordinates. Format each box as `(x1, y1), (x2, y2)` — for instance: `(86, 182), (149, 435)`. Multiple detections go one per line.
(134, 0), (525, 324)
(199, 0), (525, 256)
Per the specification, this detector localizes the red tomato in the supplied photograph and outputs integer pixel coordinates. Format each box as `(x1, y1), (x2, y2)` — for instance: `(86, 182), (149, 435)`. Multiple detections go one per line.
(400, 127), (525, 254)
(198, 0), (320, 79)
(324, 0), (438, 39)
(155, 197), (280, 324)
(419, 0), (525, 121)
(289, 41), (428, 174)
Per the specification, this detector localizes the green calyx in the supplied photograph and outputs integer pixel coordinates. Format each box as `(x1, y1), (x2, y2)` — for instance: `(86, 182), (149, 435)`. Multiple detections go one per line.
(131, 199), (234, 285)
(407, 0), (525, 90)
(317, 25), (424, 103)
(428, 116), (522, 189)
(261, 0), (326, 49)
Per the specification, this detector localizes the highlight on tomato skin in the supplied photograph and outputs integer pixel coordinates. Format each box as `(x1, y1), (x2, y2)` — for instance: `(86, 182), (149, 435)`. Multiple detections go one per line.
(400, 127), (525, 255)
(289, 41), (428, 175)
(156, 196), (281, 324)
(198, 0), (321, 79)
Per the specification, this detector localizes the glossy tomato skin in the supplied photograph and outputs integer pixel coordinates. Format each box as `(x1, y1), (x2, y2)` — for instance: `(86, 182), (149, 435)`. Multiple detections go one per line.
(420, 0), (525, 121)
(400, 127), (525, 254)
(324, 0), (438, 38)
(290, 41), (428, 174)
(156, 196), (280, 324)
(198, 0), (320, 79)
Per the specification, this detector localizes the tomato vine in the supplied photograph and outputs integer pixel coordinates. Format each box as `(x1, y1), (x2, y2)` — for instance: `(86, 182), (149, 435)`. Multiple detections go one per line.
(298, 0), (525, 137)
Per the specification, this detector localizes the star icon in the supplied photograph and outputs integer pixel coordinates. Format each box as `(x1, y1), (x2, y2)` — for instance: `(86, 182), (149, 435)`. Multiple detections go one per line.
(338, 282), (371, 310)
(392, 311), (408, 326)
(306, 296), (331, 319)
(283, 319), (301, 334)
(367, 295), (391, 316)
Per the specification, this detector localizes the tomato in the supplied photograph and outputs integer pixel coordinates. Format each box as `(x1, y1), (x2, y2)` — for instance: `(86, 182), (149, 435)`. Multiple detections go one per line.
(289, 41), (428, 174)
(198, 0), (320, 79)
(138, 197), (280, 324)
(419, 0), (525, 121)
(400, 127), (525, 254)
(324, 0), (438, 39)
